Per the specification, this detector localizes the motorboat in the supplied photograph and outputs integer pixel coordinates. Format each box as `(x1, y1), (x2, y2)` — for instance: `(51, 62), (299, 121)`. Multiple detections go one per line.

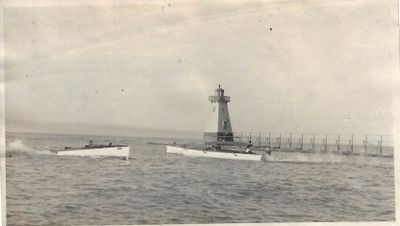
(53, 140), (130, 159)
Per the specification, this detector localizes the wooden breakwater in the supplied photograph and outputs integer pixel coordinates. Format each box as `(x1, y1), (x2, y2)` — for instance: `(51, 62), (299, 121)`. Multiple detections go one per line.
(235, 132), (393, 156)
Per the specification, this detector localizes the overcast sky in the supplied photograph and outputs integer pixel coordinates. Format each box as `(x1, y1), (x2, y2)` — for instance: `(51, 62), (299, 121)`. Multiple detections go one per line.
(4, 0), (398, 137)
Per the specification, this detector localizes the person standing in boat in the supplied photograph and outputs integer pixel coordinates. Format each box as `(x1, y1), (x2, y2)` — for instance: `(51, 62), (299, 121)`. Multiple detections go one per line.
(245, 140), (253, 153)
(85, 140), (94, 148)
(265, 146), (272, 155)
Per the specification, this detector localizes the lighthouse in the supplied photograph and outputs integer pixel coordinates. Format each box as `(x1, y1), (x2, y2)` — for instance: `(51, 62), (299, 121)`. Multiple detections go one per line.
(203, 85), (234, 142)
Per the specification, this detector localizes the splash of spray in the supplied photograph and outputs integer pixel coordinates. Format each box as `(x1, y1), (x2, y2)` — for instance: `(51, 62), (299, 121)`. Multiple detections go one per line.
(263, 151), (344, 164)
(6, 139), (52, 155)
(7, 139), (32, 153)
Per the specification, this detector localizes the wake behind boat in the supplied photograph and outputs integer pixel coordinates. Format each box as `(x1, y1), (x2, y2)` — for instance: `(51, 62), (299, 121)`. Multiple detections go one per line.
(53, 140), (130, 159)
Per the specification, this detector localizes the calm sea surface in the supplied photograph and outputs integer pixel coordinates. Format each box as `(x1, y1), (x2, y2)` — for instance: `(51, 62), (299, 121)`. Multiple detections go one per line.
(6, 132), (395, 225)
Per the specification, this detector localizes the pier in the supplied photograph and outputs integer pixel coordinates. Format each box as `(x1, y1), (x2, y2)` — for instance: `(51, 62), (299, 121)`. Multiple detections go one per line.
(227, 132), (393, 157)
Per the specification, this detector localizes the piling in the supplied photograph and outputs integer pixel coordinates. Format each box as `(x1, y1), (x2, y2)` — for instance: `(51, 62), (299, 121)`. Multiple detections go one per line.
(350, 134), (354, 154)
(336, 134), (340, 152)
(277, 133), (281, 149)
(268, 132), (271, 148)
(300, 133), (304, 150)
(364, 135), (368, 154)
(311, 134), (315, 150)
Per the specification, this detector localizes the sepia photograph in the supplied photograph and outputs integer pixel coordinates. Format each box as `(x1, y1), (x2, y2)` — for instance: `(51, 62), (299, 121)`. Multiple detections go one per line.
(1, 0), (398, 225)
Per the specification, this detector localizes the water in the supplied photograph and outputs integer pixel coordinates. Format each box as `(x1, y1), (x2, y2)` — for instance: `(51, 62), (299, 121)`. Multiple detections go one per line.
(6, 132), (395, 225)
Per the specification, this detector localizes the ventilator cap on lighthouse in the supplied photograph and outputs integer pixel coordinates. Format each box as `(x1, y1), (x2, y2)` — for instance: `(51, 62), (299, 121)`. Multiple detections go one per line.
(203, 84), (234, 142)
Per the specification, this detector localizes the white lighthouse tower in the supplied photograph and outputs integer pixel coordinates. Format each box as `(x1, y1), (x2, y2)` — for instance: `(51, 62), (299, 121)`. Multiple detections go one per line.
(203, 85), (234, 142)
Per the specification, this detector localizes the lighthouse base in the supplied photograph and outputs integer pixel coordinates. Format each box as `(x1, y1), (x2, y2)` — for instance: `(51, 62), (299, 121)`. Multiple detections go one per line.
(203, 132), (234, 142)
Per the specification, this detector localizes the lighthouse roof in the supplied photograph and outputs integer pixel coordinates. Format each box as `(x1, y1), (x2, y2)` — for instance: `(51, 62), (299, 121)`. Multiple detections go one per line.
(215, 84), (224, 91)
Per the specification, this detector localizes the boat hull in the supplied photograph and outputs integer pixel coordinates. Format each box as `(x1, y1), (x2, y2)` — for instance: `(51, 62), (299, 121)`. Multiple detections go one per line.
(56, 146), (130, 159)
(166, 145), (262, 161)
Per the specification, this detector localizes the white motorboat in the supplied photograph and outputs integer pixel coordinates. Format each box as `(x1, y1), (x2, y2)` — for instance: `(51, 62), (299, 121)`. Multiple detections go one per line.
(53, 142), (130, 160)
(166, 145), (263, 161)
